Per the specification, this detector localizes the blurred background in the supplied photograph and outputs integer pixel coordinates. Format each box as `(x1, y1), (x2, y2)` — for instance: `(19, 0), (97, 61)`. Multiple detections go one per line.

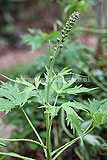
(0, 0), (107, 160)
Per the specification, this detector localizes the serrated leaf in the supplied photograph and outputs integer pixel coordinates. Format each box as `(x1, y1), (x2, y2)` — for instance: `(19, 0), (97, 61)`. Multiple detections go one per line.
(80, 99), (107, 126)
(0, 82), (24, 106)
(61, 77), (76, 90)
(52, 81), (95, 94)
(34, 76), (41, 89)
(43, 105), (60, 119)
(0, 98), (15, 114)
(21, 29), (44, 52)
(60, 85), (95, 94)
(16, 76), (35, 88)
(61, 102), (83, 141)
(57, 68), (72, 77)
(0, 81), (35, 113)
(70, 101), (87, 111)
(51, 76), (64, 92)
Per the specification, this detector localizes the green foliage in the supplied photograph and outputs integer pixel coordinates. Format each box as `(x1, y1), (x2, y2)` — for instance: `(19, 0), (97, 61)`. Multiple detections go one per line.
(21, 29), (44, 52)
(75, 99), (107, 126)
(0, 82), (25, 113)
(57, 0), (93, 23)
(83, 134), (105, 147)
(21, 29), (60, 52)
(0, 76), (37, 113)
(85, 99), (107, 126)
(61, 102), (83, 141)
(0, 10), (107, 160)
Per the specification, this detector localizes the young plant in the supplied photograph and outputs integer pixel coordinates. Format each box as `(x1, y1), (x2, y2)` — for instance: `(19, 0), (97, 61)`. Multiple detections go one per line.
(0, 11), (107, 160)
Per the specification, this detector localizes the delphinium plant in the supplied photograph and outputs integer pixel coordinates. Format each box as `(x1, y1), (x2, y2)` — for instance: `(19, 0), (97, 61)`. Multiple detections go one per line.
(0, 11), (107, 160)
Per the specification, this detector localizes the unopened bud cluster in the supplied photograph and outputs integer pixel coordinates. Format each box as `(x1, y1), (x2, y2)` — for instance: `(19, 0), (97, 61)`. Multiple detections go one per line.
(54, 11), (79, 50)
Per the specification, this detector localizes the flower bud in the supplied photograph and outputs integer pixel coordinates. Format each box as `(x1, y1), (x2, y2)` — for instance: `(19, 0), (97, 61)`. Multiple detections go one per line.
(66, 28), (70, 32)
(50, 56), (53, 61)
(54, 46), (57, 50)
(57, 38), (60, 42)
(62, 35), (65, 39)
(62, 39), (65, 42)
(60, 44), (63, 48)
(55, 11), (79, 50)
(65, 33), (68, 37)
(61, 30), (65, 34)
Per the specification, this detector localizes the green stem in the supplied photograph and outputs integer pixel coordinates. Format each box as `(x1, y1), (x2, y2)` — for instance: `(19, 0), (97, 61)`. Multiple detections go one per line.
(0, 152), (35, 160)
(83, 120), (93, 134)
(46, 41), (61, 160)
(54, 94), (59, 106)
(0, 138), (46, 149)
(36, 89), (46, 123)
(21, 108), (46, 155)
(52, 125), (94, 160)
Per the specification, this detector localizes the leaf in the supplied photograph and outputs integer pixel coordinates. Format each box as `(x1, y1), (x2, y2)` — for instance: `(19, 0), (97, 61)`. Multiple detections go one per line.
(4, 82), (24, 105)
(84, 134), (105, 147)
(85, 99), (107, 126)
(61, 85), (95, 95)
(0, 98), (15, 114)
(0, 75), (35, 88)
(0, 81), (35, 113)
(16, 76), (35, 88)
(61, 77), (77, 90)
(70, 101), (87, 111)
(75, 99), (107, 127)
(51, 76), (64, 92)
(34, 76), (41, 89)
(21, 29), (44, 52)
(61, 102), (83, 141)
(52, 80), (95, 94)
(42, 105), (60, 119)
(57, 68), (72, 77)
(43, 31), (60, 40)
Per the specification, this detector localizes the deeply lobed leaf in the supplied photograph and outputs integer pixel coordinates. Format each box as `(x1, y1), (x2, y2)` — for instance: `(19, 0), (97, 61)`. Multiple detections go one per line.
(61, 102), (83, 141)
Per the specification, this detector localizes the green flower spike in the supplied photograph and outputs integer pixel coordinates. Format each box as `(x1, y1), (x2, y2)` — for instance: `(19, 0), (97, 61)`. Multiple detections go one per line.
(54, 11), (79, 51)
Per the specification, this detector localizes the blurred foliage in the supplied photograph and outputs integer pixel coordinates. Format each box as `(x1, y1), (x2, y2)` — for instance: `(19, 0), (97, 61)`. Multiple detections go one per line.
(0, 0), (27, 44)
(56, 0), (95, 23)
(0, 0), (107, 159)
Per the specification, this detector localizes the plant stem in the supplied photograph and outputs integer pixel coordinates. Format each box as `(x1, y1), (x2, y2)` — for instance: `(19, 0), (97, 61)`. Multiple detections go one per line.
(52, 125), (94, 160)
(21, 108), (46, 155)
(46, 42), (61, 160)
(0, 138), (46, 149)
(54, 94), (59, 106)
(36, 89), (46, 123)
(0, 152), (35, 160)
